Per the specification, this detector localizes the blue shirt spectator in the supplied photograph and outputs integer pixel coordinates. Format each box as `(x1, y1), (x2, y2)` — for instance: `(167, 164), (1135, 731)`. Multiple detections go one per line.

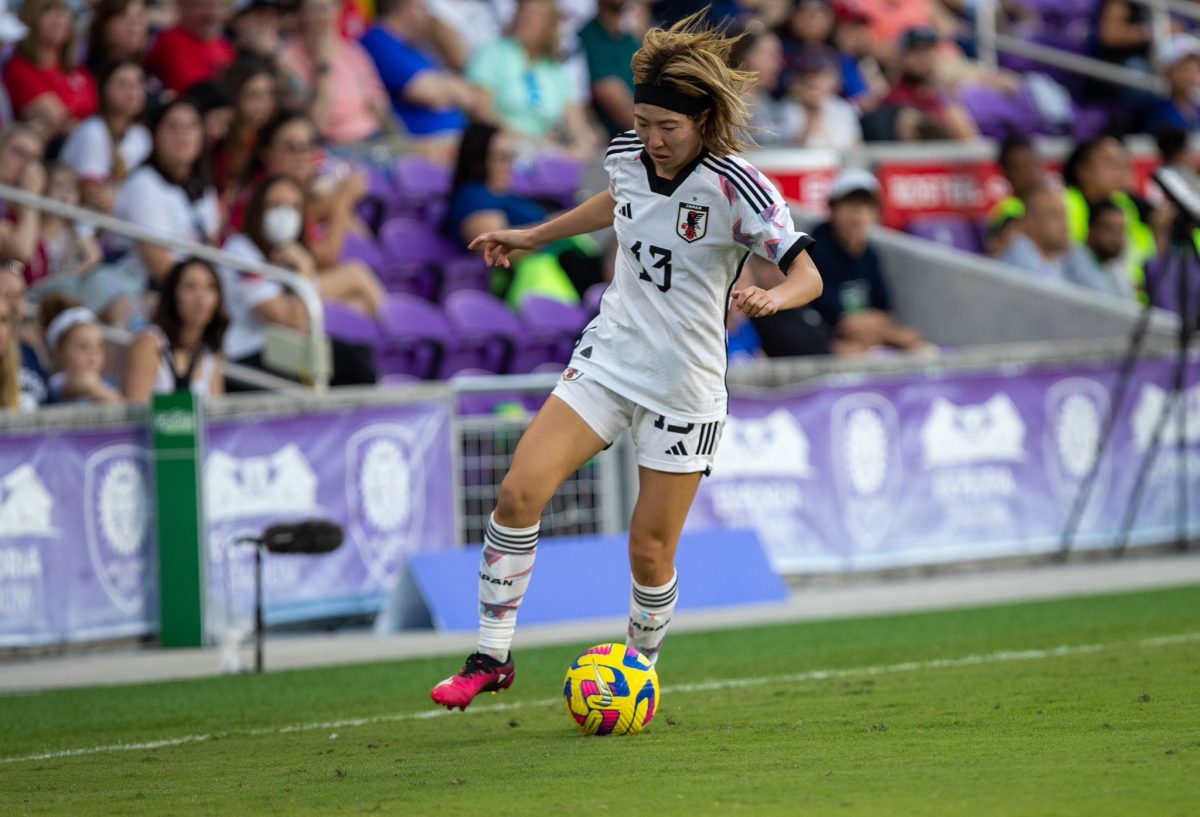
(361, 23), (466, 137)
(445, 182), (545, 251)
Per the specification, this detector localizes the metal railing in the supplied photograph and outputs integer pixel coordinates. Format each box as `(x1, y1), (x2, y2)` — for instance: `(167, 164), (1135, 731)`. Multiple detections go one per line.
(977, 0), (1200, 95)
(0, 181), (330, 390)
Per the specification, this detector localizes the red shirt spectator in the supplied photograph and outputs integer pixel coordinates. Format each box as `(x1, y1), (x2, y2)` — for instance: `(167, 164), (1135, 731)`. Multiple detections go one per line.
(144, 25), (235, 94)
(2, 53), (97, 120)
(881, 78), (949, 118)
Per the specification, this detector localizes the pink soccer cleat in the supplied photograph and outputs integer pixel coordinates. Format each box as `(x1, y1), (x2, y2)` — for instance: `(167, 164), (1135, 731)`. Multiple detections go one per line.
(430, 652), (516, 711)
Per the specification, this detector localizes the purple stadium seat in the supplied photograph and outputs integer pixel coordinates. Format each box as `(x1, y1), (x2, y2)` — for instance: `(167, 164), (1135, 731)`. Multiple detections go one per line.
(443, 290), (522, 373)
(377, 260), (440, 300)
(378, 217), (460, 266)
(959, 84), (1044, 140)
(355, 166), (394, 231)
(339, 231), (385, 272)
(441, 255), (491, 299)
(583, 282), (607, 317)
(389, 155), (452, 221)
(510, 155), (586, 209)
(906, 215), (985, 254)
(516, 295), (589, 371)
(376, 293), (453, 379)
(322, 302), (382, 349)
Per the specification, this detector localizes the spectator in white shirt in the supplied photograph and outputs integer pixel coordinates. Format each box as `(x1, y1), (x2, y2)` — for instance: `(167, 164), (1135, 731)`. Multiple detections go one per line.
(788, 45), (862, 151)
(58, 58), (151, 215)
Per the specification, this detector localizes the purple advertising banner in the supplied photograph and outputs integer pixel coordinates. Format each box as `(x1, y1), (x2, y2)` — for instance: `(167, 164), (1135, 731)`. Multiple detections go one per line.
(0, 400), (454, 647)
(0, 428), (155, 647)
(203, 402), (455, 628)
(689, 357), (1200, 573)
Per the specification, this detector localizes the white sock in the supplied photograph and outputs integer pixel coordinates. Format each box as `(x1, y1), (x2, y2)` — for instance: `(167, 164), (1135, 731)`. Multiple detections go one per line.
(477, 513), (538, 662)
(626, 571), (678, 667)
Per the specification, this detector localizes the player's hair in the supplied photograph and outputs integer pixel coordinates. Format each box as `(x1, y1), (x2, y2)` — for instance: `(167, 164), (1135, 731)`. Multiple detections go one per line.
(632, 11), (755, 157)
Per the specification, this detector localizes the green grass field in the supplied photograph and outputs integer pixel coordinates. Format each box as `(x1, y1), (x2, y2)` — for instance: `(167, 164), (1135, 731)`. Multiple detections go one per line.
(2, 585), (1199, 816)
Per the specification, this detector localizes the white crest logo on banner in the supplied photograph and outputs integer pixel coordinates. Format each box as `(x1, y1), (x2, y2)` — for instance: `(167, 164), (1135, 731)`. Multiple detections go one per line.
(0, 464), (57, 538)
(1131, 383), (1200, 452)
(205, 444), (320, 522)
(921, 394), (1027, 467)
(84, 445), (152, 614)
(1043, 378), (1110, 531)
(345, 422), (428, 587)
(712, 409), (813, 478)
(831, 393), (903, 550)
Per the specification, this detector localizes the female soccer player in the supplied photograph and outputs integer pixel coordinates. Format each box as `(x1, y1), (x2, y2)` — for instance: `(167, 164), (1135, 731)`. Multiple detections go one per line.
(431, 13), (824, 711)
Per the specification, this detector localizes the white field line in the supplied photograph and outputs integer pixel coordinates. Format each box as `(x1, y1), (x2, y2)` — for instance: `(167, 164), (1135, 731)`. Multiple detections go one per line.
(3, 631), (1197, 767)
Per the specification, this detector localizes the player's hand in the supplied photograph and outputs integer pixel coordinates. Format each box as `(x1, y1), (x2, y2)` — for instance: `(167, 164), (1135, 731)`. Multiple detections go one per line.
(731, 286), (781, 318)
(469, 228), (538, 269)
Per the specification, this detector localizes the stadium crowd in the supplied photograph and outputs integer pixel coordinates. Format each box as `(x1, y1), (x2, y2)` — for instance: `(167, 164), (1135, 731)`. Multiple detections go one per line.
(0, 0), (1197, 412)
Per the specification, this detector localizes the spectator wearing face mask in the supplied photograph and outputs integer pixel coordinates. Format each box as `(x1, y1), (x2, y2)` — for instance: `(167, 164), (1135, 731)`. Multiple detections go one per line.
(219, 174), (378, 388)
(38, 295), (122, 404)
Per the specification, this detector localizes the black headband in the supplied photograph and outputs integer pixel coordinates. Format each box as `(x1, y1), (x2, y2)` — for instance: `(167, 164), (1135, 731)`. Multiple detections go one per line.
(634, 83), (712, 116)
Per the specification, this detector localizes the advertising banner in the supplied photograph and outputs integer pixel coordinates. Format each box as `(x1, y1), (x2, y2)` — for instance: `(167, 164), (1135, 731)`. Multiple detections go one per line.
(688, 358), (1200, 574)
(0, 428), (155, 647)
(0, 400), (455, 646)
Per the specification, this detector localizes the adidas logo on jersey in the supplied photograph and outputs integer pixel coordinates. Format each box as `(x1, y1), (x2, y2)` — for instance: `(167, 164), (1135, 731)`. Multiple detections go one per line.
(618, 202), (633, 219)
(665, 442), (690, 456)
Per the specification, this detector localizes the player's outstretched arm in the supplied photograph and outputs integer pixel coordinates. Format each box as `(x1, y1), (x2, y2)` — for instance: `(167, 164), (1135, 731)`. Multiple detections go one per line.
(469, 191), (617, 268)
(731, 249), (823, 318)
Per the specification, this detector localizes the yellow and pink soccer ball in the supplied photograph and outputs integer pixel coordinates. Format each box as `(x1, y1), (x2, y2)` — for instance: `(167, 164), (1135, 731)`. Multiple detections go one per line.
(562, 643), (659, 736)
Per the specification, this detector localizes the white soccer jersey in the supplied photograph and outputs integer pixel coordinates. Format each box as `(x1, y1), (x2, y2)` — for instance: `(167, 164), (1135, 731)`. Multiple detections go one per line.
(573, 131), (815, 423)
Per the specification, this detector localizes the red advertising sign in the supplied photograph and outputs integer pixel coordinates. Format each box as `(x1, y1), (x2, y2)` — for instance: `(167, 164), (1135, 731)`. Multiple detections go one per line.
(751, 147), (1162, 232)
(876, 161), (1010, 229)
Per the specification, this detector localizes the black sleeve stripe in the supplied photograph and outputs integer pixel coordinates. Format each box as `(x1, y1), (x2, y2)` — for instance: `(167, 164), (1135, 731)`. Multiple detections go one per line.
(604, 131), (643, 148)
(702, 160), (771, 213)
(606, 146), (644, 158)
(712, 156), (776, 200)
(709, 156), (775, 212)
(777, 233), (815, 274)
(702, 159), (771, 212)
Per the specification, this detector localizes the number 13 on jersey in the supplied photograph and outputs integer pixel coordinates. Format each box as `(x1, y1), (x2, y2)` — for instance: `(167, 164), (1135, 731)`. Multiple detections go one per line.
(630, 241), (673, 293)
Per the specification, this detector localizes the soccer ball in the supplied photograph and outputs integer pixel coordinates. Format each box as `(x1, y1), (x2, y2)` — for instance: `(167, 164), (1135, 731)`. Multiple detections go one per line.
(562, 643), (659, 736)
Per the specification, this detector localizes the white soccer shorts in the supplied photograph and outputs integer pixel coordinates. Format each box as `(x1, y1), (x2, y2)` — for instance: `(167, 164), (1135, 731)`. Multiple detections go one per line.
(550, 367), (724, 475)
